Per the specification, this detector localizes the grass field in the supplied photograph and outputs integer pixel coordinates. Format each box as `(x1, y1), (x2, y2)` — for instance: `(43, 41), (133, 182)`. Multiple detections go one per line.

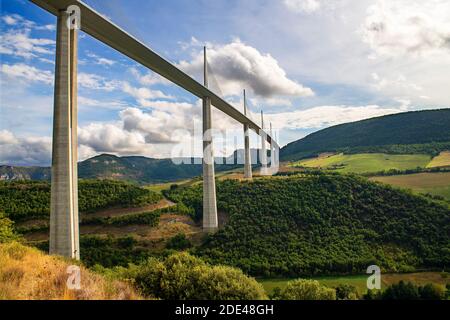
(291, 153), (431, 174)
(370, 172), (450, 201)
(427, 151), (450, 168)
(258, 272), (450, 295)
(145, 178), (200, 193)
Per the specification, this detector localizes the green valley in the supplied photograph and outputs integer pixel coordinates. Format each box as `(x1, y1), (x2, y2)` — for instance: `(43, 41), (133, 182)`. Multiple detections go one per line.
(290, 153), (431, 174)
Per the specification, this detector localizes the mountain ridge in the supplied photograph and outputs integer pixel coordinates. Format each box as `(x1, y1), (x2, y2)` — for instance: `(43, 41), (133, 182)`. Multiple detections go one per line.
(280, 108), (450, 161)
(0, 149), (262, 183)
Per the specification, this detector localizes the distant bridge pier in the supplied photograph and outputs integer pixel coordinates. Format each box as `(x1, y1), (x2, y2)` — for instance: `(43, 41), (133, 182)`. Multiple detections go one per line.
(243, 90), (252, 179)
(269, 122), (276, 174)
(49, 10), (80, 260)
(202, 47), (218, 232)
(260, 111), (268, 175)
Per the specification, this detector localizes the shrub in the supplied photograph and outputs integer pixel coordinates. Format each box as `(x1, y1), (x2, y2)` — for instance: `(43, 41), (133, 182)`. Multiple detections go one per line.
(335, 284), (359, 300)
(0, 213), (20, 243)
(381, 281), (420, 300)
(363, 289), (382, 300)
(166, 233), (191, 250)
(418, 283), (445, 300)
(276, 279), (336, 300)
(129, 252), (267, 300)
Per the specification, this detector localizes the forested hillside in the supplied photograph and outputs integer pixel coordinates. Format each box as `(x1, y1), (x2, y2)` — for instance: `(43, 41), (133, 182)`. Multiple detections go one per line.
(0, 180), (162, 221)
(165, 174), (450, 277)
(281, 109), (450, 160)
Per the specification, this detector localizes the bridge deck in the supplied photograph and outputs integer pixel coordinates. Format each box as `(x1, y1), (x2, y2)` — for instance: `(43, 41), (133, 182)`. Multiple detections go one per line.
(30, 0), (277, 147)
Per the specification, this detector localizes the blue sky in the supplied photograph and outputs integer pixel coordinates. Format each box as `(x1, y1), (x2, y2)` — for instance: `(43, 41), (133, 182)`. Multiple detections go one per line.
(1, 0), (449, 165)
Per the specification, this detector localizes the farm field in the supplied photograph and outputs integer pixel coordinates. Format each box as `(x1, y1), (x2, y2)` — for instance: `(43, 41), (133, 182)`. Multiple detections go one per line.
(291, 153), (431, 174)
(259, 272), (450, 296)
(427, 151), (450, 168)
(370, 172), (450, 201)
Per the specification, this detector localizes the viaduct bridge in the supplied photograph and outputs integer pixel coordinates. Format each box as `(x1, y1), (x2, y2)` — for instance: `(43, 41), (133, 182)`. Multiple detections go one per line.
(29, 0), (280, 260)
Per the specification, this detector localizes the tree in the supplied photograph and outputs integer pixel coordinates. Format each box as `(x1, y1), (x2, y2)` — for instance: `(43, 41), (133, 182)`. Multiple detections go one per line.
(418, 283), (445, 300)
(382, 281), (420, 300)
(131, 252), (268, 300)
(335, 284), (359, 300)
(166, 233), (192, 250)
(0, 213), (20, 243)
(277, 279), (336, 300)
(363, 289), (382, 300)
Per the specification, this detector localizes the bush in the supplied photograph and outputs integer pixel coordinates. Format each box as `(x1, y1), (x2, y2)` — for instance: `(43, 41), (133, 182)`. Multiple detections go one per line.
(275, 279), (336, 300)
(418, 283), (446, 300)
(382, 281), (420, 300)
(0, 213), (20, 243)
(335, 284), (359, 300)
(130, 252), (267, 300)
(363, 289), (382, 300)
(166, 233), (191, 250)
(364, 281), (446, 300)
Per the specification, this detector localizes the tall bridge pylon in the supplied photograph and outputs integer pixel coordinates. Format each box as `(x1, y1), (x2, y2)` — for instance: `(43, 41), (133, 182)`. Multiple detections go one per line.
(30, 0), (280, 258)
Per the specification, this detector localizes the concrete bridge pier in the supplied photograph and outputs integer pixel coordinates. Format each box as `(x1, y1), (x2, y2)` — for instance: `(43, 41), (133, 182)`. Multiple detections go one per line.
(49, 11), (79, 260)
(243, 90), (252, 179)
(260, 111), (268, 175)
(269, 122), (274, 174)
(202, 47), (218, 233)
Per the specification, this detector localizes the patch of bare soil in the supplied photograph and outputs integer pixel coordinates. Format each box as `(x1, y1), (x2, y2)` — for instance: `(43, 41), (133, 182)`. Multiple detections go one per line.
(81, 198), (175, 219)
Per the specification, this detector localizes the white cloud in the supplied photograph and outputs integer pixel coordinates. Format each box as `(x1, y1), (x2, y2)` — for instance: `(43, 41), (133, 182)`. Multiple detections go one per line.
(129, 67), (171, 86)
(1, 63), (53, 84)
(0, 28), (54, 58)
(78, 72), (121, 91)
(78, 121), (147, 155)
(178, 39), (314, 98)
(0, 130), (52, 166)
(361, 0), (450, 56)
(0, 130), (18, 144)
(122, 82), (173, 102)
(2, 15), (20, 25)
(86, 52), (116, 66)
(78, 96), (128, 110)
(77, 72), (173, 104)
(1, 13), (55, 30)
(371, 72), (422, 92)
(284, 0), (322, 14)
(265, 104), (402, 130)
(76, 104), (200, 158)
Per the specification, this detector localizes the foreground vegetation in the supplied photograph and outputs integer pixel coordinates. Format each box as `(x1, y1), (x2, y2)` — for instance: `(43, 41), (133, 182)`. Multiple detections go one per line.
(96, 252), (267, 300)
(0, 242), (140, 300)
(166, 174), (450, 277)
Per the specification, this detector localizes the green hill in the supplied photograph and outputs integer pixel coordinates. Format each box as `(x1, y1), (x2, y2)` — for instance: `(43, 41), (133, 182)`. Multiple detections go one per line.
(281, 109), (450, 161)
(165, 174), (450, 277)
(78, 154), (205, 183)
(0, 179), (162, 221)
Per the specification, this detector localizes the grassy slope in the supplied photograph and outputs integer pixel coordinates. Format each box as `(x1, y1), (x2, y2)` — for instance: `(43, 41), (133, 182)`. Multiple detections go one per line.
(293, 153), (431, 173)
(427, 151), (450, 168)
(0, 242), (141, 299)
(370, 172), (450, 201)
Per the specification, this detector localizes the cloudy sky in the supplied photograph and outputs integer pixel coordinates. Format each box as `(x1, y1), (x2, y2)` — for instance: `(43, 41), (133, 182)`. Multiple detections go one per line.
(1, 0), (449, 166)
